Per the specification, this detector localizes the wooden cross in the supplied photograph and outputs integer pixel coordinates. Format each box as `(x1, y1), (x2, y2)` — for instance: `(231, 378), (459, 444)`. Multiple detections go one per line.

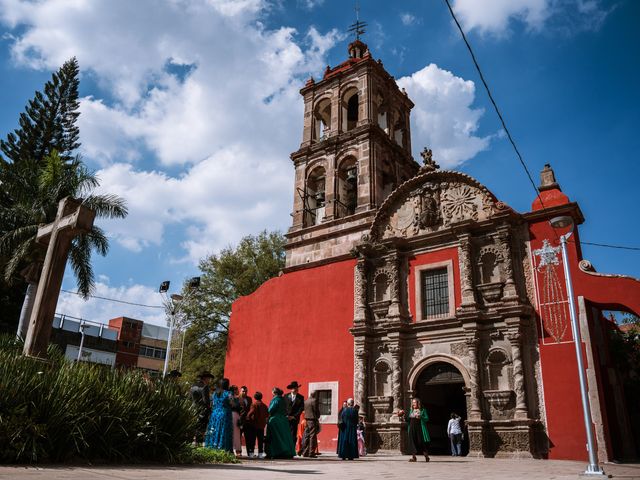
(23, 197), (95, 358)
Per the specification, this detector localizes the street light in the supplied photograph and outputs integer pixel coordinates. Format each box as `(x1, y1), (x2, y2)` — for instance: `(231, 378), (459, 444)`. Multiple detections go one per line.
(549, 215), (605, 476)
(159, 278), (199, 377)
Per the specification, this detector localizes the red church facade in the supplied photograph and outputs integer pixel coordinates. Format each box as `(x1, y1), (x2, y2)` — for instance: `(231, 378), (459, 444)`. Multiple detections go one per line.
(225, 40), (640, 460)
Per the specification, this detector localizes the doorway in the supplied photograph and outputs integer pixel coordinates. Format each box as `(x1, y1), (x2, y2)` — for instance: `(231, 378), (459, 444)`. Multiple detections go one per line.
(415, 362), (468, 455)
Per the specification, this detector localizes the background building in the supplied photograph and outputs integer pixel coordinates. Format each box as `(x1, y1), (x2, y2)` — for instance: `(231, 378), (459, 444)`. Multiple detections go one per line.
(50, 315), (169, 374)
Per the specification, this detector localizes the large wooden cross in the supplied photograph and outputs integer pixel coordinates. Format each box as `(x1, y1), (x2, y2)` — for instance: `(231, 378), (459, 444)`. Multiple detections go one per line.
(23, 197), (95, 359)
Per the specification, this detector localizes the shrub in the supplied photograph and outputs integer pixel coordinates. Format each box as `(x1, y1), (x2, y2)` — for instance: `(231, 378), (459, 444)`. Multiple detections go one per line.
(0, 339), (199, 464)
(177, 446), (239, 464)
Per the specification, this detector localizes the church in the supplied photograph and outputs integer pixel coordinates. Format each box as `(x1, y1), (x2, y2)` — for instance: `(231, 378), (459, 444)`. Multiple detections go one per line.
(224, 38), (640, 461)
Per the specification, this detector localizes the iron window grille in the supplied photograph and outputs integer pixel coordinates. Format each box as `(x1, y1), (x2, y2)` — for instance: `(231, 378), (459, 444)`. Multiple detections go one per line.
(421, 267), (450, 318)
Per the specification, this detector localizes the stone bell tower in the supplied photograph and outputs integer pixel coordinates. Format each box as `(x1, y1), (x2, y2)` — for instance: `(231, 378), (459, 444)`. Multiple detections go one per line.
(285, 38), (419, 270)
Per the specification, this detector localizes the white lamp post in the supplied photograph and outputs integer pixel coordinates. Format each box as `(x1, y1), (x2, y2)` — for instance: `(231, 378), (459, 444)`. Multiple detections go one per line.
(549, 215), (605, 476)
(162, 293), (183, 377)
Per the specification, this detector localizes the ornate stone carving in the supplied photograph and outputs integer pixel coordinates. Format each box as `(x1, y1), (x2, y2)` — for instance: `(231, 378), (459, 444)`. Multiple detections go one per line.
(466, 338), (482, 419)
(389, 345), (403, 412)
(458, 235), (476, 307)
(507, 332), (528, 419)
(450, 342), (469, 357)
(354, 261), (367, 323)
(369, 172), (499, 242)
(355, 347), (369, 411)
(497, 227), (518, 299)
(483, 390), (514, 411)
(441, 184), (479, 225)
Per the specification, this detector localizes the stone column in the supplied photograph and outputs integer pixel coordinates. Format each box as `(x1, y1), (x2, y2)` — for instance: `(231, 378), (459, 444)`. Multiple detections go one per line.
(389, 345), (403, 413)
(497, 226), (518, 300)
(354, 347), (369, 410)
(458, 234), (476, 307)
(387, 254), (401, 320)
(507, 332), (528, 419)
(466, 338), (482, 419)
(354, 260), (368, 324)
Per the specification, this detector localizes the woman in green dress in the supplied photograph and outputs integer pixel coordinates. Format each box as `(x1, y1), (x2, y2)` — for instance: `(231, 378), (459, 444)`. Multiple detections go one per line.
(265, 387), (296, 459)
(399, 397), (430, 462)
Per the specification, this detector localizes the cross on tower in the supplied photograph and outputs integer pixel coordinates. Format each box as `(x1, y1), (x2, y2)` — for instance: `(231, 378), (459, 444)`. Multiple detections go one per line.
(23, 197), (95, 358)
(348, 0), (367, 40)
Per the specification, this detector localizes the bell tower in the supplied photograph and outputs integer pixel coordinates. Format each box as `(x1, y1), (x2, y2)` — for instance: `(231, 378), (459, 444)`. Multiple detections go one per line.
(285, 34), (419, 269)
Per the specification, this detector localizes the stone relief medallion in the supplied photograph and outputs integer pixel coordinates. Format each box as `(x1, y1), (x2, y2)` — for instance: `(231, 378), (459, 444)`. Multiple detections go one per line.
(370, 173), (499, 242)
(441, 184), (479, 225)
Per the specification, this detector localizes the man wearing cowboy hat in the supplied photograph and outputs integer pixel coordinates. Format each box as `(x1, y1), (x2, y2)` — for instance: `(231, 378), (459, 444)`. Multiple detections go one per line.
(190, 371), (214, 446)
(284, 381), (305, 447)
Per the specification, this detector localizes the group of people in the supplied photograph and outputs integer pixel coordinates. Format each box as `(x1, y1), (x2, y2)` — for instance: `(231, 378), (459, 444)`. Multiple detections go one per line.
(189, 371), (463, 461)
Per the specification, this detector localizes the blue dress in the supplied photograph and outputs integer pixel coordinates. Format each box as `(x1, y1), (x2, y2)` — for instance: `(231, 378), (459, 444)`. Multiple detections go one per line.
(337, 406), (359, 460)
(205, 390), (233, 451)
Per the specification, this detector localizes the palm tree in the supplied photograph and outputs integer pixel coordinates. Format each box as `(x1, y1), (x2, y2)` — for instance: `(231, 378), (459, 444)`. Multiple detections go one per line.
(0, 150), (127, 338)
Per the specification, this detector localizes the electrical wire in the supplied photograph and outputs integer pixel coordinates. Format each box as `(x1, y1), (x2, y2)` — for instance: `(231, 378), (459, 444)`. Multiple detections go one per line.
(60, 289), (164, 309)
(443, 0), (640, 254)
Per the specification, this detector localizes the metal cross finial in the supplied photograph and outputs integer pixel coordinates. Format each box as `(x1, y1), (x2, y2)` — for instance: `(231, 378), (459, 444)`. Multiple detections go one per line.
(348, 0), (367, 40)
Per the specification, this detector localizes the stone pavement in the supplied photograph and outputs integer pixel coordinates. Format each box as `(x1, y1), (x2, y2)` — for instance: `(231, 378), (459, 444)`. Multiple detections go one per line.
(1, 454), (639, 480)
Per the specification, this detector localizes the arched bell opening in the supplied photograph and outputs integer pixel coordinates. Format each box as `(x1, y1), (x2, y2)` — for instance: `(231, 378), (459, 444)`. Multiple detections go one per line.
(303, 166), (326, 227)
(342, 88), (359, 132)
(313, 98), (332, 141)
(336, 157), (357, 218)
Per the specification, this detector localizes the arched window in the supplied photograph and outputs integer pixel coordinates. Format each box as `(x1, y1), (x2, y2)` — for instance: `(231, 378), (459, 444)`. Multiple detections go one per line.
(313, 98), (332, 140)
(304, 167), (326, 227)
(342, 88), (359, 131)
(336, 158), (357, 218)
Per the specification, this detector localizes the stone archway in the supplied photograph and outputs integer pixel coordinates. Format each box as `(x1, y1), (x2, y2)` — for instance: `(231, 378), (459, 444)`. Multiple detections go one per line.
(409, 357), (470, 455)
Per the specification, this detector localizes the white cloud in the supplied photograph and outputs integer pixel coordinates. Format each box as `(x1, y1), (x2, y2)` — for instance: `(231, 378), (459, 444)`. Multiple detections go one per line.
(397, 64), (492, 168)
(57, 281), (166, 326)
(400, 13), (419, 26)
(451, 0), (612, 36)
(1, 1), (495, 269)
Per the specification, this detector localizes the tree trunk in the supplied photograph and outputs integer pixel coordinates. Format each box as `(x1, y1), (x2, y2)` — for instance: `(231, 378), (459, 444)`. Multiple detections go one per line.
(16, 281), (37, 340)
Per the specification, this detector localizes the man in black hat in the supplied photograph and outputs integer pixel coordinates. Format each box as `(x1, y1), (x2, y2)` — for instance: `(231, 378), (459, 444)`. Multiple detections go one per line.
(190, 371), (214, 446)
(283, 381), (305, 447)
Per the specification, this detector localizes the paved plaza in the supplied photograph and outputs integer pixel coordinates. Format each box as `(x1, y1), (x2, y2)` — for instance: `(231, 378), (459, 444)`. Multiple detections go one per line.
(1, 454), (639, 480)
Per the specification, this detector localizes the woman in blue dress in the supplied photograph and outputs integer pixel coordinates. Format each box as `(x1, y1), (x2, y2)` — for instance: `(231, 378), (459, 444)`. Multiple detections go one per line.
(205, 378), (233, 451)
(337, 398), (359, 460)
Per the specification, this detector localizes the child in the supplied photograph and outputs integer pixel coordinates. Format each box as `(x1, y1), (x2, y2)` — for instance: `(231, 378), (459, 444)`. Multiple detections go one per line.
(245, 391), (269, 458)
(356, 410), (366, 456)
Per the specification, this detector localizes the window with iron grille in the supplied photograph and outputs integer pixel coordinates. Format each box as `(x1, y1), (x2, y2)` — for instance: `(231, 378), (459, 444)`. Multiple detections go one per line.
(316, 390), (332, 416)
(421, 267), (450, 318)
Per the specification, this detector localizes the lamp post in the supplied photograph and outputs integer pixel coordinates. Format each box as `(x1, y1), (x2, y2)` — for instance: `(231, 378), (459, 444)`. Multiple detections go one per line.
(159, 277), (200, 377)
(549, 216), (605, 476)
(77, 321), (87, 363)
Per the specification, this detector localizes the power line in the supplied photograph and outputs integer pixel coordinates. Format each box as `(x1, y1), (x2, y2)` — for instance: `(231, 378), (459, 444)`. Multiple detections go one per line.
(443, 0), (640, 254)
(578, 241), (640, 252)
(60, 289), (164, 309)
(443, 0), (545, 209)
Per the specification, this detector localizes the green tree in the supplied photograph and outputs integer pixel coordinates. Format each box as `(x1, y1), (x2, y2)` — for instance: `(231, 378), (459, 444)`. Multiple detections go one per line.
(177, 230), (285, 380)
(0, 58), (128, 337)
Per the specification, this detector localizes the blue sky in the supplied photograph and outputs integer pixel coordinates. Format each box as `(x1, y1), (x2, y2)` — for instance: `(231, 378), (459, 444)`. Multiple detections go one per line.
(0, 0), (637, 325)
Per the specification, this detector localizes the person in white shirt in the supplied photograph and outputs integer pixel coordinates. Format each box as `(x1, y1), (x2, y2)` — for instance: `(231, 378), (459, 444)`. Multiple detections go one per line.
(447, 412), (463, 456)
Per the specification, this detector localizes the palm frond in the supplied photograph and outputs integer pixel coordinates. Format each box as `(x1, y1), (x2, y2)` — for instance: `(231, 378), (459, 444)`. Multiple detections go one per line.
(69, 235), (94, 298)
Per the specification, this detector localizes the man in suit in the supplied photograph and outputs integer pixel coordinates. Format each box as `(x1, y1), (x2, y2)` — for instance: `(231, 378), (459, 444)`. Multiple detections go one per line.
(301, 390), (320, 457)
(284, 381), (305, 448)
(238, 385), (253, 453)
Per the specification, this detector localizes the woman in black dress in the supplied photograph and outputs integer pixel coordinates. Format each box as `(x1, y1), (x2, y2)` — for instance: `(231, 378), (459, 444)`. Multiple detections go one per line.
(398, 397), (430, 462)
